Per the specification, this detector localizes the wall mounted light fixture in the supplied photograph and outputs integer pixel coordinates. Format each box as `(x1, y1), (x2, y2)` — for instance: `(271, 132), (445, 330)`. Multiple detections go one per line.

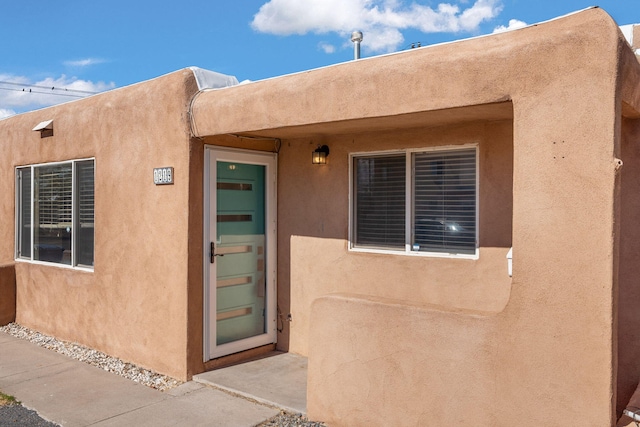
(312, 145), (330, 165)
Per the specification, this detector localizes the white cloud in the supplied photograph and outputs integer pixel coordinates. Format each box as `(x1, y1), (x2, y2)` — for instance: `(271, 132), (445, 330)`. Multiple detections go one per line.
(0, 108), (16, 119)
(459, 0), (501, 30)
(252, 0), (503, 53)
(318, 42), (337, 53)
(493, 18), (527, 34)
(64, 58), (107, 67)
(0, 74), (115, 114)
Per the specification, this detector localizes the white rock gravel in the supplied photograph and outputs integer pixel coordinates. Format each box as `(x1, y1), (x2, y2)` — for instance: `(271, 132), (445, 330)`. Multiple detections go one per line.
(256, 410), (326, 427)
(0, 323), (182, 391)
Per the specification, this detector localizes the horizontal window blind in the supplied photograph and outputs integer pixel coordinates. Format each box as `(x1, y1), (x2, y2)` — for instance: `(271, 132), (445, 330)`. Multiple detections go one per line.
(16, 159), (95, 268)
(76, 161), (95, 226)
(76, 160), (95, 267)
(354, 155), (406, 249)
(413, 149), (476, 254)
(36, 164), (73, 229)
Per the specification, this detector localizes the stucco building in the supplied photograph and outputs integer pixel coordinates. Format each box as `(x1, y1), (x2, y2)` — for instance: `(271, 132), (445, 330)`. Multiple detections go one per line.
(2, 7), (640, 426)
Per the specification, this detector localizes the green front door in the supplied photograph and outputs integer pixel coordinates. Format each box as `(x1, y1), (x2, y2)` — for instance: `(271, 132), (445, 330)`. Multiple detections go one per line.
(205, 148), (277, 359)
(215, 161), (266, 345)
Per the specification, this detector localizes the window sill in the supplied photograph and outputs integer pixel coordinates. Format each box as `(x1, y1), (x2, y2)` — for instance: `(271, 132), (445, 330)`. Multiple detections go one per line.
(348, 245), (479, 260)
(15, 258), (94, 272)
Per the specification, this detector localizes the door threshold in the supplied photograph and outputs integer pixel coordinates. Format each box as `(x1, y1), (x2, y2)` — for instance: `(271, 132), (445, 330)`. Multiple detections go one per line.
(203, 343), (276, 372)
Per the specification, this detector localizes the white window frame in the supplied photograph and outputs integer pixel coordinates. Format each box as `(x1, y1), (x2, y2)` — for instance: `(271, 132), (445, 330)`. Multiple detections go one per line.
(15, 158), (95, 271)
(349, 144), (479, 259)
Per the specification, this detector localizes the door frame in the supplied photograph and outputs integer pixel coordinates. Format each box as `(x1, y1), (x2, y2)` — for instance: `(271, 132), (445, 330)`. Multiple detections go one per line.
(203, 146), (278, 361)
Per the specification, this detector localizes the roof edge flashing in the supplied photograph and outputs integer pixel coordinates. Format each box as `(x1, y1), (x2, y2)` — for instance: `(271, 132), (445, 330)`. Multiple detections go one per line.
(189, 67), (239, 91)
(621, 24), (634, 47)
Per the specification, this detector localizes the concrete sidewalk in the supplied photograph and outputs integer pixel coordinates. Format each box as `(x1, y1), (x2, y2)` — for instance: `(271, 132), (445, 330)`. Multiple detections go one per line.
(0, 331), (281, 427)
(194, 352), (307, 415)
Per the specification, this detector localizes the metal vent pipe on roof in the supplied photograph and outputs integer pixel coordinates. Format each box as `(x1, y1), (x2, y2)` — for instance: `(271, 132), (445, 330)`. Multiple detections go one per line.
(351, 31), (363, 60)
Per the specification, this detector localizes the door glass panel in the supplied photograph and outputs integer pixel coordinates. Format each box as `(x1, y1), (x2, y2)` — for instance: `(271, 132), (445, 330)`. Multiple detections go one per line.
(216, 161), (266, 346)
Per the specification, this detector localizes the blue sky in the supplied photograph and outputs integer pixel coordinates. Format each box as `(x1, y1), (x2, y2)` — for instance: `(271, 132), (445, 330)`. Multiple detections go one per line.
(1, 1), (639, 118)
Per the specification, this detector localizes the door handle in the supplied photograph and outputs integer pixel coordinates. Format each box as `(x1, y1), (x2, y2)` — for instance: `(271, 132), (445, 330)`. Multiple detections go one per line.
(210, 242), (224, 263)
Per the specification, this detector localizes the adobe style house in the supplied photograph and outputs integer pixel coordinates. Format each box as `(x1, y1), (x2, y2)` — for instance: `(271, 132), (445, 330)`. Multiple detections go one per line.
(2, 6), (640, 426)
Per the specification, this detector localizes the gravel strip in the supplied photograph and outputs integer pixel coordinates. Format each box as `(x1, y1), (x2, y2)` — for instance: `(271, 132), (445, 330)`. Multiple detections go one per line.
(256, 410), (326, 427)
(0, 323), (182, 392)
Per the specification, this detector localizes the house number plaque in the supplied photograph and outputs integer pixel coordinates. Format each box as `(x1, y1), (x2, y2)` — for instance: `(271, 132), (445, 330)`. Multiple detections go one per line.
(153, 167), (174, 185)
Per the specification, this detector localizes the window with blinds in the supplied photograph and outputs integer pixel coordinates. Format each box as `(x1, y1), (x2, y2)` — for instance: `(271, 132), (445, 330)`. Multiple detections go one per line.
(36, 164), (73, 229)
(75, 160), (95, 267)
(354, 155), (406, 249)
(413, 149), (476, 255)
(352, 147), (477, 256)
(15, 159), (95, 268)
(16, 168), (31, 259)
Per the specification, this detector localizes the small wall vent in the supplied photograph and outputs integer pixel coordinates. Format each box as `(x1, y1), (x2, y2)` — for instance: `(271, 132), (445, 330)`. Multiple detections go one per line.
(32, 119), (54, 138)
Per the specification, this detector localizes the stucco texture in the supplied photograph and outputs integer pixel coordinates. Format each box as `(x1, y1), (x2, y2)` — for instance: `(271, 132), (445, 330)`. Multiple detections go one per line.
(191, 8), (640, 426)
(0, 69), (199, 380)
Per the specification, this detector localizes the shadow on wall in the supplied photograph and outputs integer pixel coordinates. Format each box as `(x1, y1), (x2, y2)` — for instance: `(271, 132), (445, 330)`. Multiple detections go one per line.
(0, 264), (16, 325)
(617, 117), (640, 418)
(277, 119), (514, 248)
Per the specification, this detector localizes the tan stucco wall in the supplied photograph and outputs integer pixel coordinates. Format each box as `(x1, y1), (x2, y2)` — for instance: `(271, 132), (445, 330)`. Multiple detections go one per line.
(191, 8), (636, 426)
(278, 120), (513, 355)
(0, 70), (199, 380)
(309, 295), (502, 425)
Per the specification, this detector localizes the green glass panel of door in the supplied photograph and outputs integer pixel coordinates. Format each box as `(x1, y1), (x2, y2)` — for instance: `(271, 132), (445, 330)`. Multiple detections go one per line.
(216, 161), (266, 346)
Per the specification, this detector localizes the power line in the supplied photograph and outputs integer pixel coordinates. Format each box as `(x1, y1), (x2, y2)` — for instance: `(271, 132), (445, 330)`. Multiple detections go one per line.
(0, 80), (99, 95)
(0, 86), (88, 98)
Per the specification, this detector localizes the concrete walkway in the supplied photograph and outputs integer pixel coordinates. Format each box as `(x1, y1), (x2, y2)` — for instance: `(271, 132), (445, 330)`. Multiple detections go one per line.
(0, 332), (307, 427)
(194, 352), (307, 414)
